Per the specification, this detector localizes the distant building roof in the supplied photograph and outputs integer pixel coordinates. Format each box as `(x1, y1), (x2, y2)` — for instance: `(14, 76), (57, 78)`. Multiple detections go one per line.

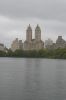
(35, 24), (41, 31)
(56, 36), (66, 44)
(0, 43), (4, 46)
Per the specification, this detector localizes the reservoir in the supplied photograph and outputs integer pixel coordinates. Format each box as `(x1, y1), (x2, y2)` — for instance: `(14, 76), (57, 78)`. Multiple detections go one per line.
(0, 58), (66, 100)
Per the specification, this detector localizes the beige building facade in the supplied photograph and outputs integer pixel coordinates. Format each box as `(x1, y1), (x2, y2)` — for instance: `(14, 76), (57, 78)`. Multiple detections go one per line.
(24, 24), (44, 50)
(45, 38), (53, 48)
(45, 36), (66, 49)
(11, 38), (23, 52)
(11, 25), (44, 51)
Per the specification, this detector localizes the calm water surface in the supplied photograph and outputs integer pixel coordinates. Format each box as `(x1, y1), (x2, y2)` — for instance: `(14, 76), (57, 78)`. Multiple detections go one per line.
(0, 58), (66, 100)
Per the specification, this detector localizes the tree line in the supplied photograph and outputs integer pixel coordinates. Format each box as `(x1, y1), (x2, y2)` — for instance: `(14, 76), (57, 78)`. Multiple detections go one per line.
(0, 48), (66, 59)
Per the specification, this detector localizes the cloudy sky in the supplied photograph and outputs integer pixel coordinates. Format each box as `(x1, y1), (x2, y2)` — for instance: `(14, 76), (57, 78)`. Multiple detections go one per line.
(0, 0), (66, 47)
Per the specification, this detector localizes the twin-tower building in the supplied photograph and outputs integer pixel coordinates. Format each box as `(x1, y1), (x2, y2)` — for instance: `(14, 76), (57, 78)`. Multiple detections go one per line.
(11, 24), (44, 51)
(24, 24), (44, 50)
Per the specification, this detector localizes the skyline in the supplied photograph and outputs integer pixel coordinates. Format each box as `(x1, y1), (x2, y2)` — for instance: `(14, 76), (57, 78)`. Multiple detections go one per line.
(0, 0), (66, 47)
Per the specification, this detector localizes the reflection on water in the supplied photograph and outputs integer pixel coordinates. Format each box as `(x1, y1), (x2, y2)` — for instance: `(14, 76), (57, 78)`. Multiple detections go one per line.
(56, 61), (66, 100)
(0, 58), (66, 100)
(22, 59), (41, 100)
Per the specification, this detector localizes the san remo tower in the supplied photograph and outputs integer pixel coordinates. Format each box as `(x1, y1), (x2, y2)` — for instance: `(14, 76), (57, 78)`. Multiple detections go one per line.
(26, 24), (32, 42)
(24, 24), (44, 50)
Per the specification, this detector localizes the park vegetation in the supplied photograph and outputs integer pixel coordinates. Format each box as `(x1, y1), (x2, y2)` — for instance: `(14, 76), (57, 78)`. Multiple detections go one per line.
(1, 48), (66, 59)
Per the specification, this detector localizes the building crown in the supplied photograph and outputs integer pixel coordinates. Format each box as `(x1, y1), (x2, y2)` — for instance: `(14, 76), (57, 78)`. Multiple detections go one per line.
(35, 24), (41, 31)
(27, 24), (32, 31)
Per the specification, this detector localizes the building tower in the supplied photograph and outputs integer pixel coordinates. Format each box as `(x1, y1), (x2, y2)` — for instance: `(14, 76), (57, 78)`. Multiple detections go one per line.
(35, 24), (41, 41)
(26, 24), (32, 42)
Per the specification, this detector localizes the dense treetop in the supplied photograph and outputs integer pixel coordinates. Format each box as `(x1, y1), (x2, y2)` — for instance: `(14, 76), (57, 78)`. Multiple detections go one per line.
(0, 48), (66, 59)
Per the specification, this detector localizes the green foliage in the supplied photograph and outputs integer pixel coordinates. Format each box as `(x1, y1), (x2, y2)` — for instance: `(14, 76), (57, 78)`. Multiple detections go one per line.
(1, 48), (66, 59)
(6, 49), (13, 57)
(0, 51), (6, 57)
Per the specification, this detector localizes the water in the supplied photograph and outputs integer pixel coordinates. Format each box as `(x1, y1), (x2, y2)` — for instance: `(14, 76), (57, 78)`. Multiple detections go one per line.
(0, 58), (66, 100)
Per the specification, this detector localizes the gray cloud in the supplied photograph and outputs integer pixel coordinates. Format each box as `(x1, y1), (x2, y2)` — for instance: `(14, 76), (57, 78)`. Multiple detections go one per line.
(0, 0), (66, 21)
(0, 0), (66, 47)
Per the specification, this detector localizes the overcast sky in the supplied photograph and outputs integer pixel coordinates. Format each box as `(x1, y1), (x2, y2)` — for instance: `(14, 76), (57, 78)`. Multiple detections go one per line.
(0, 0), (66, 47)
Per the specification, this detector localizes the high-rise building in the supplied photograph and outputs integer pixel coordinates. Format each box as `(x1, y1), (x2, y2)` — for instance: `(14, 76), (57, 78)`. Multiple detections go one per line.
(56, 36), (66, 44)
(45, 38), (53, 48)
(55, 36), (66, 48)
(24, 24), (44, 50)
(46, 36), (66, 49)
(35, 24), (41, 41)
(26, 24), (32, 42)
(11, 25), (44, 51)
(11, 38), (23, 52)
